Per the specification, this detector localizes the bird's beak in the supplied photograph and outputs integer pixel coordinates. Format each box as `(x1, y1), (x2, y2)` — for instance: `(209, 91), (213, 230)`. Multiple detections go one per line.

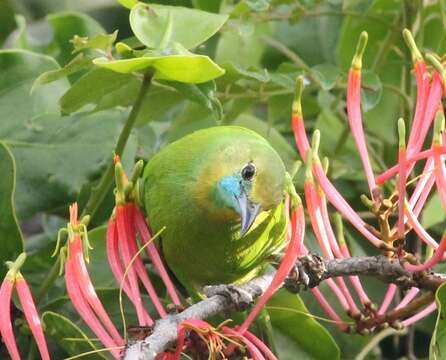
(236, 190), (262, 237)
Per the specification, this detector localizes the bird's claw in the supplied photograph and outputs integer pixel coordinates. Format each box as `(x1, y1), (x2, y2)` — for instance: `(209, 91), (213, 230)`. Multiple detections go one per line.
(284, 253), (326, 293)
(203, 284), (254, 311)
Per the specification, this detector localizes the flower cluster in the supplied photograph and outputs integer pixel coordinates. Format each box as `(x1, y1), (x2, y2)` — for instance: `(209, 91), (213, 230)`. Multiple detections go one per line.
(292, 29), (446, 331)
(106, 156), (181, 328)
(55, 203), (124, 358)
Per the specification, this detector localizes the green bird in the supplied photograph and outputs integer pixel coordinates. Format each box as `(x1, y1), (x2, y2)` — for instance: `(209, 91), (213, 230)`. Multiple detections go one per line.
(143, 126), (288, 295)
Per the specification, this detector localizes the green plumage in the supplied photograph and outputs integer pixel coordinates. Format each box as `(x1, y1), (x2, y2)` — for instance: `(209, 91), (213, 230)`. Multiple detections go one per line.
(143, 126), (287, 294)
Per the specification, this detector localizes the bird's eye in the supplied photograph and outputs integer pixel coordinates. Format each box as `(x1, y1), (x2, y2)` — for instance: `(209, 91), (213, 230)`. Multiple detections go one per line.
(241, 162), (256, 181)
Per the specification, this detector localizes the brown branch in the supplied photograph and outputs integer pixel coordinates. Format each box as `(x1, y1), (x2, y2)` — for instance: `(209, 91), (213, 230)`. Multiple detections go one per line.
(122, 255), (445, 360)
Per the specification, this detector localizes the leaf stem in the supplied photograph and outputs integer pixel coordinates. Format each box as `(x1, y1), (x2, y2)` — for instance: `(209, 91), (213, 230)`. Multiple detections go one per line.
(355, 327), (407, 360)
(35, 256), (60, 305)
(81, 73), (153, 220)
(35, 73), (153, 305)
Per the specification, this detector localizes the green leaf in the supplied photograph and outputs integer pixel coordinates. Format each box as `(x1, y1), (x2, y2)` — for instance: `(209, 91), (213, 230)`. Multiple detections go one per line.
(60, 68), (135, 113)
(342, 0), (362, 10)
(169, 81), (223, 121)
(117, 0), (138, 10)
(129, 3), (228, 49)
(0, 0), (16, 46)
(335, 0), (399, 70)
(422, 2), (446, 54)
(0, 50), (69, 120)
(7, 110), (132, 218)
(216, 20), (271, 68)
(268, 289), (340, 360)
(165, 103), (217, 143)
(361, 70), (383, 112)
(220, 62), (270, 83)
(13, 15), (29, 49)
(311, 63), (339, 90)
(31, 53), (92, 92)
(262, 3), (342, 68)
(430, 283), (446, 359)
(71, 31), (118, 53)
(192, 0), (222, 12)
(423, 194), (446, 229)
(42, 311), (109, 360)
(0, 142), (24, 279)
(93, 51), (225, 84)
(47, 12), (106, 66)
(0, 51), (136, 218)
(245, 0), (271, 12)
(134, 86), (185, 125)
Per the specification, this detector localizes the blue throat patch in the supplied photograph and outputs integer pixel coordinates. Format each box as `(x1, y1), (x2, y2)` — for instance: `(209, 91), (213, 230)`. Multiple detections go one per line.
(217, 175), (242, 210)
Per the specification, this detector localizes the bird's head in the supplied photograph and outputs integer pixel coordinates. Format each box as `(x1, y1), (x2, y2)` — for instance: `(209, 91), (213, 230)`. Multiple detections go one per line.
(194, 132), (286, 237)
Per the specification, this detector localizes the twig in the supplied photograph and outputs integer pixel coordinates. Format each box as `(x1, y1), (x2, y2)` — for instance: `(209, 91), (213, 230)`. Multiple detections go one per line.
(123, 272), (274, 360)
(123, 254), (445, 359)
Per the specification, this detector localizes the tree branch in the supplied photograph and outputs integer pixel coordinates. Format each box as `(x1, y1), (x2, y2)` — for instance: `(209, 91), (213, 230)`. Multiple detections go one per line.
(123, 255), (445, 360)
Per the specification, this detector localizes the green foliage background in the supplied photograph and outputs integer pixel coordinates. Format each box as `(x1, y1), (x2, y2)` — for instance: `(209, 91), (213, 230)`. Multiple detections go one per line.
(0, 0), (445, 359)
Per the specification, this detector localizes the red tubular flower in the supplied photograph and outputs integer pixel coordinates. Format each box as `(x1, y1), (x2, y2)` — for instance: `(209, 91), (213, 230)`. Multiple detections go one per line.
(69, 231), (124, 345)
(334, 215), (372, 306)
(222, 327), (267, 360)
(291, 76), (310, 159)
(432, 109), (446, 208)
(115, 204), (153, 325)
(0, 253), (51, 360)
(405, 203), (439, 249)
(347, 31), (377, 196)
(106, 219), (136, 311)
(64, 257), (121, 359)
(15, 275), (50, 360)
(310, 287), (348, 331)
(110, 158), (182, 326)
(412, 70), (444, 156)
(409, 157), (435, 215)
(112, 158), (181, 310)
(309, 132), (386, 249)
(133, 205), (181, 306)
(403, 29), (429, 153)
(0, 266), (20, 360)
(402, 301), (436, 327)
(378, 284), (397, 315)
(238, 199), (305, 334)
(59, 204), (124, 358)
(303, 168), (358, 315)
(404, 231), (446, 272)
(395, 288), (419, 310)
(297, 241), (348, 330)
(243, 330), (278, 360)
(290, 81), (386, 249)
(397, 118), (407, 238)
(124, 204), (167, 317)
(375, 147), (446, 185)
(317, 199), (362, 314)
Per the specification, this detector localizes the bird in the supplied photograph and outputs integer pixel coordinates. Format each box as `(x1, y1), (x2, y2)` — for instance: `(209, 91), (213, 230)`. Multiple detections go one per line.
(143, 126), (288, 296)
